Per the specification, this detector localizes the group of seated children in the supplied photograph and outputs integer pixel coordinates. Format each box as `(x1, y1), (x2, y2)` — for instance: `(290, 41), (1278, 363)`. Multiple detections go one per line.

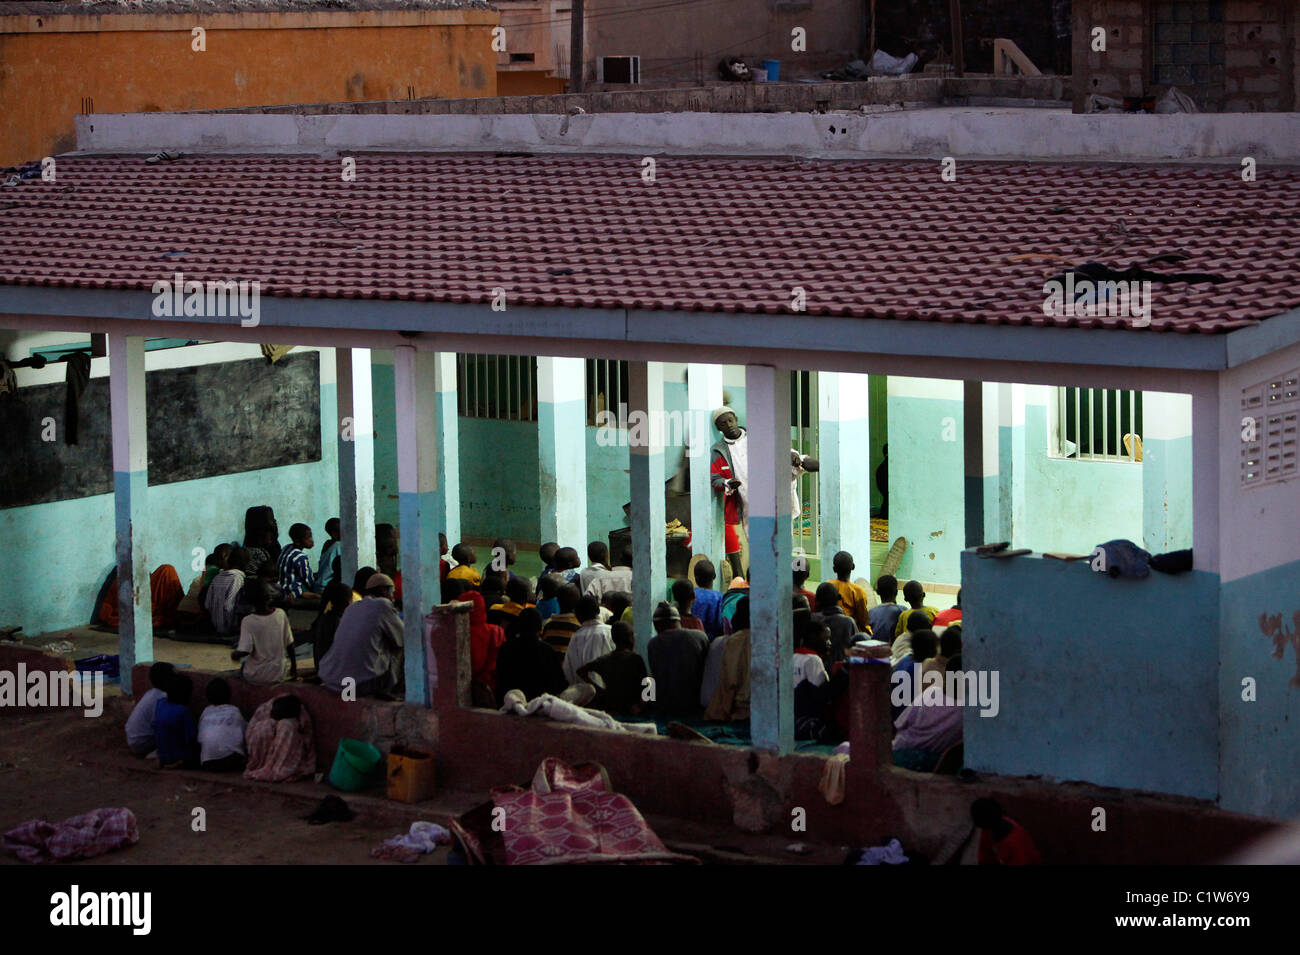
(193, 511), (343, 641)
(125, 663), (248, 772)
(124, 661), (316, 783)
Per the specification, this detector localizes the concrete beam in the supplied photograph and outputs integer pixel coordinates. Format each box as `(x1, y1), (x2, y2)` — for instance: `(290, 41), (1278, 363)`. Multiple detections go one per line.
(75, 108), (1300, 163)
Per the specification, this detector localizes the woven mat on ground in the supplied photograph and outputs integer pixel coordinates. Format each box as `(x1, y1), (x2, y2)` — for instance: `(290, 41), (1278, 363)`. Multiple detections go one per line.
(491, 758), (698, 865)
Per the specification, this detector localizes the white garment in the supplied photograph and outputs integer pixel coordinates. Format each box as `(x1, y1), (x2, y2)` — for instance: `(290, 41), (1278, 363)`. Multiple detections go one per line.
(197, 703), (247, 763)
(384, 821), (451, 854)
(236, 609), (294, 685)
(125, 687), (166, 751)
(727, 432), (749, 532)
(205, 569), (245, 634)
(579, 564), (612, 595)
(608, 566), (634, 593)
(793, 652), (829, 687)
(562, 620), (614, 685)
(790, 447), (807, 518)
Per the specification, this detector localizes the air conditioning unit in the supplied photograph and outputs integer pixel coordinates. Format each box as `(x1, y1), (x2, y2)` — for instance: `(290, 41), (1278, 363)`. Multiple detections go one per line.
(598, 55), (641, 84)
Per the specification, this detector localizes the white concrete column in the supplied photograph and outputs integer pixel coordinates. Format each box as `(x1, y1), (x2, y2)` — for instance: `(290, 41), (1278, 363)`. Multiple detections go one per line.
(395, 347), (440, 704)
(109, 333), (152, 688)
(746, 363), (794, 754)
(996, 382), (1026, 543)
(687, 362), (725, 568)
(337, 348), (376, 584)
(818, 371), (871, 571)
(1142, 391), (1194, 553)
(629, 361), (666, 657)
(537, 356), (587, 551)
(431, 352), (461, 548)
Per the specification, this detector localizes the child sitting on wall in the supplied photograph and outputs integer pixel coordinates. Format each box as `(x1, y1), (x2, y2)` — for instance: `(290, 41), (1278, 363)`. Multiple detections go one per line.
(197, 677), (247, 772)
(232, 580), (296, 685)
(277, 523), (319, 602)
(125, 661), (175, 756)
(153, 673), (199, 769)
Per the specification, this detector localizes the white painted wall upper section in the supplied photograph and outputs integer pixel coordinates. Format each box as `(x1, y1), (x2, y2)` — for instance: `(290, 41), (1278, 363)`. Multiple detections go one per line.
(888, 376), (962, 401)
(4, 335), (333, 388)
(75, 109), (1300, 162)
(1218, 341), (1300, 583)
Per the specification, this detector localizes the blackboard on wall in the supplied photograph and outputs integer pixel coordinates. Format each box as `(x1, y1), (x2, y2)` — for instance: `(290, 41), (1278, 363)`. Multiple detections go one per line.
(0, 351), (322, 509)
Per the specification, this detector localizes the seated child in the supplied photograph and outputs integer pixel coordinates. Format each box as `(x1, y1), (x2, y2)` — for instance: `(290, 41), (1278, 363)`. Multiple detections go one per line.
(125, 661), (174, 756)
(244, 694), (316, 783)
(447, 543), (482, 586)
(577, 621), (648, 716)
(232, 580), (296, 685)
(153, 673), (199, 769)
(206, 548), (249, 637)
(197, 677), (248, 772)
(277, 522), (320, 601)
(315, 518), (342, 593)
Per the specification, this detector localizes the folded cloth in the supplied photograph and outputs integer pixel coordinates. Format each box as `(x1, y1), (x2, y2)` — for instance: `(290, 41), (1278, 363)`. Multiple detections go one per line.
(819, 753), (849, 805)
(1093, 539), (1151, 579)
(4, 807), (138, 864)
(370, 821), (451, 862)
(856, 838), (909, 866)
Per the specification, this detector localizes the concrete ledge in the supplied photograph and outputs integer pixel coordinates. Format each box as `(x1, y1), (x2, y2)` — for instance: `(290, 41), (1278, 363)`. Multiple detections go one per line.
(76, 107), (1300, 162)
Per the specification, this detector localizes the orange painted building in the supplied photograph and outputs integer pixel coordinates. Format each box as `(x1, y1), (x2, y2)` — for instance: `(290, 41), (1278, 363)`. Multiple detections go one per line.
(0, 2), (501, 166)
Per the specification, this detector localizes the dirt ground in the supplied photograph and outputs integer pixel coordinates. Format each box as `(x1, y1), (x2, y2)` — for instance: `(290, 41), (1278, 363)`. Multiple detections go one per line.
(0, 703), (855, 866)
(0, 706), (452, 866)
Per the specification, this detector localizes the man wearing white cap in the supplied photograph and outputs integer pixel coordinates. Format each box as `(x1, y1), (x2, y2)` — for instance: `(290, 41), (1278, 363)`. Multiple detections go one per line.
(710, 406), (819, 578)
(318, 572), (404, 699)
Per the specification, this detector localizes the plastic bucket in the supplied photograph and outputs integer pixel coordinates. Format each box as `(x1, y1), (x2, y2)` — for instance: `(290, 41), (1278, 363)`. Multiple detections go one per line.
(762, 59), (780, 82)
(328, 739), (383, 792)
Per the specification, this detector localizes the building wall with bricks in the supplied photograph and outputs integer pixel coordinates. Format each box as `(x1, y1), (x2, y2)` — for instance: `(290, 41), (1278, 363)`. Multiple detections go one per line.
(0, 8), (499, 167)
(1073, 0), (1296, 112)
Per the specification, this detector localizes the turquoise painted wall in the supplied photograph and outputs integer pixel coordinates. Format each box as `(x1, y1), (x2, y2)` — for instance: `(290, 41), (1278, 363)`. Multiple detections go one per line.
(439, 372), (711, 549)
(2, 374), (340, 638)
(1142, 433), (1194, 553)
(1018, 402), (1144, 556)
(962, 551), (1220, 800)
(887, 391), (965, 584)
(1219, 555), (1300, 818)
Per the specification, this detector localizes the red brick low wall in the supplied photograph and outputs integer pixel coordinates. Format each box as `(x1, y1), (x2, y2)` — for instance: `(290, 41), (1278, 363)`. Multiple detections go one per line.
(422, 607), (1276, 863)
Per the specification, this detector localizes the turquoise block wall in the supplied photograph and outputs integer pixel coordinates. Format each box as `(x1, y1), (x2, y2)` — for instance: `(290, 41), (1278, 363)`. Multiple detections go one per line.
(1018, 403), (1144, 556)
(1218, 555), (1300, 818)
(1142, 433), (1194, 553)
(2, 378), (340, 638)
(886, 393), (965, 584)
(962, 552), (1220, 800)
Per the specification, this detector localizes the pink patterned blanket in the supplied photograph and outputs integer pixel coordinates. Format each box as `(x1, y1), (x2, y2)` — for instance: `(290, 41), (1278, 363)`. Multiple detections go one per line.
(489, 758), (696, 865)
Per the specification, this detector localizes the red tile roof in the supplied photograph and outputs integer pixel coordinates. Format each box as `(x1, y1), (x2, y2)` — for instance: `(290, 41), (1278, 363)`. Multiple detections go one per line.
(1, 154), (1297, 333)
